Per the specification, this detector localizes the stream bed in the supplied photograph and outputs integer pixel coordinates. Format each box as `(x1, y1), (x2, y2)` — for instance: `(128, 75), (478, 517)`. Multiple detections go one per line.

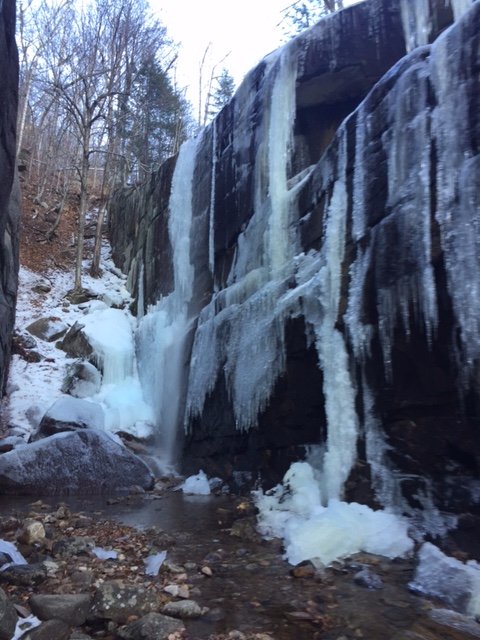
(0, 489), (478, 640)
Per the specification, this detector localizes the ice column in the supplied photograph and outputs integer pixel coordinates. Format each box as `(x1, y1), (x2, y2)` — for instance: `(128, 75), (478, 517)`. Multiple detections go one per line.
(450, 0), (474, 21)
(137, 136), (200, 466)
(431, 9), (480, 383)
(400, 0), (432, 52)
(313, 131), (358, 502)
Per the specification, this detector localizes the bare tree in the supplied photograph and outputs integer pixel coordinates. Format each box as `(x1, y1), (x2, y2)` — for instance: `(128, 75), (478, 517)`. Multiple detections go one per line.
(18, 0), (193, 285)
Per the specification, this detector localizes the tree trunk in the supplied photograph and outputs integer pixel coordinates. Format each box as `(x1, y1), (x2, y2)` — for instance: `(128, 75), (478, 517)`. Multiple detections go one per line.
(74, 126), (91, 292)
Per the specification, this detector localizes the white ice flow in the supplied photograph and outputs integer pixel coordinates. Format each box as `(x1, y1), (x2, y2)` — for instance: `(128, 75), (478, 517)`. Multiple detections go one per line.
(254, 462), (413, 566)
(81, 307), (155, 438)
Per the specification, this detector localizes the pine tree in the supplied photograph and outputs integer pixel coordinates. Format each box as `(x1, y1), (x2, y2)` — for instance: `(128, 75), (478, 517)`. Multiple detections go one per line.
(207, 68), (235, 122)
(281, 1), (344, 38)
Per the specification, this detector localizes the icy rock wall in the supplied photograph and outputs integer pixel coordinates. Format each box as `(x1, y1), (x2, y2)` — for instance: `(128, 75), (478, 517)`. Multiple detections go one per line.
(109, 0), (480, 525)
(0, 0), (19, 395)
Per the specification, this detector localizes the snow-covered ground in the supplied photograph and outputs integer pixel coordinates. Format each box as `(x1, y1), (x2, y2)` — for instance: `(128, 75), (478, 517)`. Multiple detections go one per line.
(4, 243), (154, 442)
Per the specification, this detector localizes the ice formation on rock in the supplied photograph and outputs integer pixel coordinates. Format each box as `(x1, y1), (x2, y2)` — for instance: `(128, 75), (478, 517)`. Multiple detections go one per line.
(81, 308), (154, 437)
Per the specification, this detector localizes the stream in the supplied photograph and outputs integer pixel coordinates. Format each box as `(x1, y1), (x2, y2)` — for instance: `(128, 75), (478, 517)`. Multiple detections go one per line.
(1, 489), (477, 640)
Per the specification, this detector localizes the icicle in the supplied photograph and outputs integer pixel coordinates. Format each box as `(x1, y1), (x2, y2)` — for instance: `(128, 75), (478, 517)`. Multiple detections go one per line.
(266, 48), (297, 277)
(137, 263), (145, 319)
(345, 244), (373, 363)
(400, 0), (432, 52)
(361, 376), (400, 509)
(352, 102), (367, 242)
(450, 0), (474, 21)
(209, 120), (217, 276)
(431, 9), (480, 385)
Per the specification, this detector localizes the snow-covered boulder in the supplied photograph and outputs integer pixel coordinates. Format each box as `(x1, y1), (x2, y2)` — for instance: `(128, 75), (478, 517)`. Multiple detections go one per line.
(35, 396), (104, 440)
(0, 429), (154, 494)
(26, 317), (68, 342)
(61, 360), (102, 398)
(410, 542), (480, 617)
(57, 322), (94, 360)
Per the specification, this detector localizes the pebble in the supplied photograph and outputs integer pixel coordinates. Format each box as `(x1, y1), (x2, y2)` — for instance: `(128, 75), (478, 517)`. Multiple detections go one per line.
(353, 568), (384, 590)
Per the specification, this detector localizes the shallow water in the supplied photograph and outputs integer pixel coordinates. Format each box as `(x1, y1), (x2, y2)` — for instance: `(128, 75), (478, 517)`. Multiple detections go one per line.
(0, 491), (477, 640)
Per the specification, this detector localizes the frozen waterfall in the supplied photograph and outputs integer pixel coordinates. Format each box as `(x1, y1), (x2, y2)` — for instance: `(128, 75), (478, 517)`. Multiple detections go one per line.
(136, 136), (201, 468)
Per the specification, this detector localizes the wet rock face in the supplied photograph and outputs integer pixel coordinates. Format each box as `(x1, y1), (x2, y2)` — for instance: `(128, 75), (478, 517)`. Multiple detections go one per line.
(0, 0), (19, 395)
(109, 0), (480, 519)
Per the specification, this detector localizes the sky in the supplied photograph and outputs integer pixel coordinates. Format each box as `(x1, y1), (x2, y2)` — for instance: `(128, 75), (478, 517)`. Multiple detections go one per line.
(150, 0), (361, 118)
(151, 0), (287, 97)
(150, 0), (289, 116)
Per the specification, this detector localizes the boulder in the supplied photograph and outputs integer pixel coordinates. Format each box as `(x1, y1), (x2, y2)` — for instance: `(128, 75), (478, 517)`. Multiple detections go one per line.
(91, 581), (161, 623)
(61, 360), (102, 398)
(25, 317), (68, 342)
(35, 396), (105, 439)
(65, 289), (98, 305)
(116, 612), (185, 640)
(0, 587), (17, 640)
(57, 322), (93, 360)
(29, 593), (91, 626)
(0, 429), (154, 495)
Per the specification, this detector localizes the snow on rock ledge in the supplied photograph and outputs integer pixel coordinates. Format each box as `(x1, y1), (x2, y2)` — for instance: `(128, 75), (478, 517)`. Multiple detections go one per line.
(0, 429), (154, 495)
(35, 396), (105, 439)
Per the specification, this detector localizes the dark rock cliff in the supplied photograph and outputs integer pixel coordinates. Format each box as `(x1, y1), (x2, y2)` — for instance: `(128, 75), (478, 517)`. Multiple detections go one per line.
(109, 0), (480, 531)
(0, 0), (19, 395)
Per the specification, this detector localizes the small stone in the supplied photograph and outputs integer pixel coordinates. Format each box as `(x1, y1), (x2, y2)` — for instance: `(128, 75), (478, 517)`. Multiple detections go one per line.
(178, 585), (190, 599)
(20, 619), (70, 640)
(42, 560), (60, 577)
(17, 520), (46, 546)
(161, 599), (204, 619)
(116, 612), (185, 640)
(201, 566), (213, 576)
(353, 568), (384, 590)
(52, 536), (95, 557)
(290, 560), (316, 578)
(163, 560), (185, 574)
